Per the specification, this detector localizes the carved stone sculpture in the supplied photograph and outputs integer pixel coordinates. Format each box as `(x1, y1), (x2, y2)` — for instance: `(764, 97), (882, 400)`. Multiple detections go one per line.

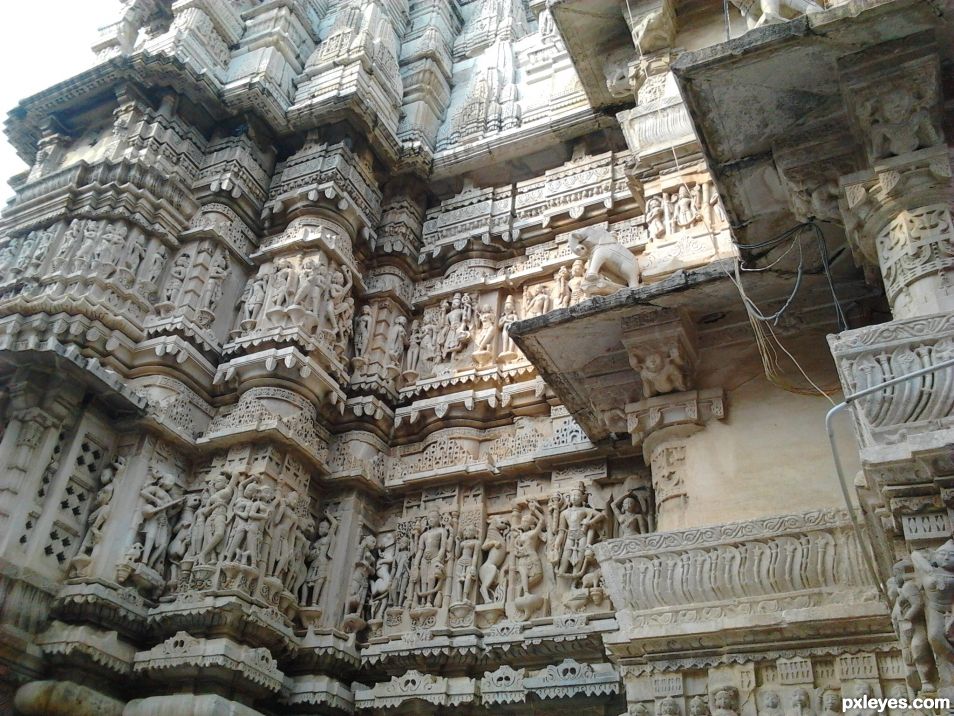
(555, 484), (603, 576)
(568, 226), (641, 297)
(410, 511), (449, 611)
(888, 560), (937, 692)
(731, 0), (823, 29)
(343, 534), (376, 631)
(301, 513), (338, 607)
(632, 347), (688, 398)
(911, 539), (954, 688)
(135, 470), (183, 572)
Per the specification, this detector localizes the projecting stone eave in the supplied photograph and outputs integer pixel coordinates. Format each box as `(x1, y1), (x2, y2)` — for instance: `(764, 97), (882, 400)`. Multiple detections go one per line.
(670, 0), (951, 250)
(3, 53), (226, 166)
(508, 259), (734, 444)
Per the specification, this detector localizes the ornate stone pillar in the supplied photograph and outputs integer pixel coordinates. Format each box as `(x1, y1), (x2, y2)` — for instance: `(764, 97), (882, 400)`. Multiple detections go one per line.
(621, 309), (725, 531)
(838, 40), (951, 321)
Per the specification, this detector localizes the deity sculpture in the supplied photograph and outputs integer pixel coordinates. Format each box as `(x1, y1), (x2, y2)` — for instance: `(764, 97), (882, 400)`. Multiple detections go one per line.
(758, 693), (782, 716)
(523, 284), (551, 318)
(568, 259), (587, 305)
(610, 491), (651, 537)
(632, 347), (688, 399)
(52, 219), (82, 270)
(451, 523), (481, 604)
(385, 315), (408, 370)
(345, 534), (377, 620)
(241, 273), (268, 327)
(646, 196), (666, 239)
(74, 456), (124, 562)
(135, 470), (184, 572)
(368, 535), (395, 621)
(404, 320), (422, 377)
(888, 559), (936, 692)
(511, 500), (546, 600)
(869, 86), (941, 158)
(554, 484), (603, 576)
(670, 185), (701, 230)
(389, 533), (412, 609)
(264, 489), (302, 585)
(498, 296), (520, 360)
(911, 538), (954, 687)
(710, 687), (739, 716)
(166, 494), (201, 583)
(72, 221), (101, 273)
(786, 689), (810, 716)
(301, 513), (338, 606)
(163, 252), (191, 304)
(354, 305), (373, 359)
(819, 690), (841, 716)
(409, 510), (449, 609)
(198, 250), (229, 315)
(222, 479), (271, 567)
(195, 471), (241, 564)
(689, 696), (710, 716)
(554, 266), (571, 308)
(472, 306), (497, 366)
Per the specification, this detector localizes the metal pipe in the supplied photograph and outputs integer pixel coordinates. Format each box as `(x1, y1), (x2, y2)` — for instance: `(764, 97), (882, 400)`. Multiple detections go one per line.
(825, 355), (954, 603)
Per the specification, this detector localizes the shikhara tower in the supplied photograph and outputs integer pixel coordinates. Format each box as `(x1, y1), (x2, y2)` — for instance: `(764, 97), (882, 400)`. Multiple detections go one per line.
(0, 0), (952, 714)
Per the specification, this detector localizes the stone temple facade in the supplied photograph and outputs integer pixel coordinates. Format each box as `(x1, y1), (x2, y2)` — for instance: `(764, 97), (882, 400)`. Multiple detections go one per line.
(0, 0), (952, 713)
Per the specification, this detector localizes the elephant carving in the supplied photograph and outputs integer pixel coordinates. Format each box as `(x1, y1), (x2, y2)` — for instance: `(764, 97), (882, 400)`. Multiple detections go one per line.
(567, 226), (641, 297)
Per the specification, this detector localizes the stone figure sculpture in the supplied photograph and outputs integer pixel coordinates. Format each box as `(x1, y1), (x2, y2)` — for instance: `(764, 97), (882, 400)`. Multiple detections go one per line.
(135, 470), (184, 572)
(167, 494), (201, 583)
(867, 87), (941, 159)
(888, 559), (936, 692)
(610, 491), (650, 537)
(710, 687), (739, 716)
(731, 0), (823, 29)
(511, 500), (546, 610)
(389, 533), (412, 609)
(568, 226), (640, 296)
(451, 523), (481, 604)
(354, 305), (373, 359)
(344, 534), (377, 629)
(555, 484), (603, 576)
(786, 689), (810, 716)
(409, 510), (448, 610)
(301, 513), (338, 606)
(479, 516), (510, 604)
(911, 538), (954, 687)
(195, 471), (241, 564)
(73, 456), (125, 566)
(631, 347), (688, 398)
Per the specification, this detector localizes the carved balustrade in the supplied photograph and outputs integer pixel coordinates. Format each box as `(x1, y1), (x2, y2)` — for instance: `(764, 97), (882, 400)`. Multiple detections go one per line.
(596, 508), (879, 634)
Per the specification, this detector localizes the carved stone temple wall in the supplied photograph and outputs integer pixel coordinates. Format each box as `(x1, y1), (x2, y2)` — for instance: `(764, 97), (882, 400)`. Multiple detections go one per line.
(0, 1), (951, 714)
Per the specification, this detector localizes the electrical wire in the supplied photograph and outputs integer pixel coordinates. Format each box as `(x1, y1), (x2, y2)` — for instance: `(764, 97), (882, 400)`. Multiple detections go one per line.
(621, 0), (846, 401)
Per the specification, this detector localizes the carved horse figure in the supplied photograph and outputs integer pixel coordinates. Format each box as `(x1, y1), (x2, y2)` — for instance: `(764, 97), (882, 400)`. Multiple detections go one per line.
(567, 226), (640, 290)
(731, 0), (824, 29)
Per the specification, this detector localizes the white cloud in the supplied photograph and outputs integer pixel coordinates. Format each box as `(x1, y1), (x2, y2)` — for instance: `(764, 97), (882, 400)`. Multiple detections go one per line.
(0, 1), (117, 204)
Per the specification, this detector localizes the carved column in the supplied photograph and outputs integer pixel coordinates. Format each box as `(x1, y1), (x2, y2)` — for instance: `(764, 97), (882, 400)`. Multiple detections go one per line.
(621, 309), (725, 531)
(838, 40), (951, 321)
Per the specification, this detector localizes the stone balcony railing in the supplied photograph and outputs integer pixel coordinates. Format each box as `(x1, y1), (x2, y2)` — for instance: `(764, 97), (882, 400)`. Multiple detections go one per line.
(828, 312), (954, 450)
(595, 508), (883, 653)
